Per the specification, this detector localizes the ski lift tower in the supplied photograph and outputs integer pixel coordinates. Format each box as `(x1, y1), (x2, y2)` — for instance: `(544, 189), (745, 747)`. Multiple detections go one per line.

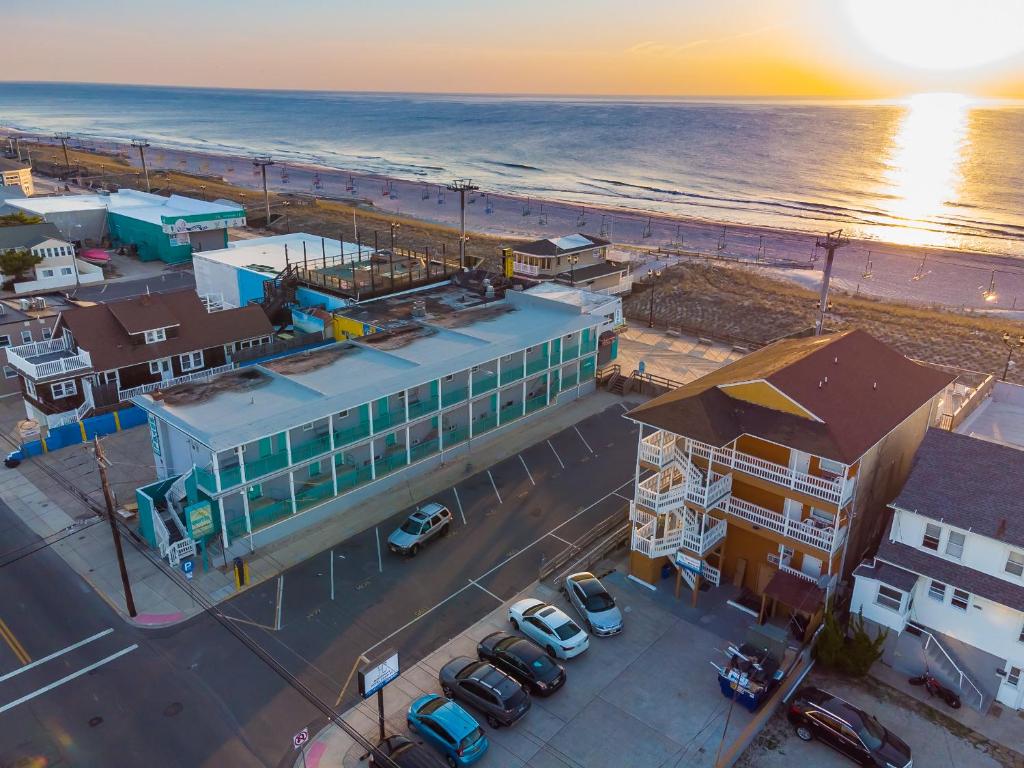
(814, 229), (849, 336)
(131, 139), (152, 192)
(447, 179), (479, 269)
(252, 156), (275, 226)
(54, 132), (73, 173)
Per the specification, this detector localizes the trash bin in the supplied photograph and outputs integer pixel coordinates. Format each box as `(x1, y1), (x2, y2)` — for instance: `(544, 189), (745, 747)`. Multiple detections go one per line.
(661, 563), (674, 580)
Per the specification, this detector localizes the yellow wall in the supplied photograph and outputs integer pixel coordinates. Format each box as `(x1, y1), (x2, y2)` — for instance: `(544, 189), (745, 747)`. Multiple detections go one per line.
(722, 524), (777, 593)
(735, 434), (791, 466)
(332, 315), (380, 340)
(720, 380), (815, 419)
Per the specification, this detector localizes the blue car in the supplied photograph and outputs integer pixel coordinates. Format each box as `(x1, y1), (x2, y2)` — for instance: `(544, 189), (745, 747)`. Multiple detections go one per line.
(407, 694), (489, 767)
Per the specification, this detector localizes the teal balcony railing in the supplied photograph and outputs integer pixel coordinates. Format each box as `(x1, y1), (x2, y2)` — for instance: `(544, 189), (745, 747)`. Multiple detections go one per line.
(294, 477), (336, 512)
(410, 440), (439, 463)
(407, 398), (438, 420)
(500, 364), (524, 385)
(333, 422), (371, 448)
(373, 409), (402, 433)
(525, 356), (549, 375)
(526, 394), (548, 413)
(500, 402), (524, 423)
(377, 451), (409, 476)
(474, 413), (498, 435)
(473, 373), (498, 393)
(194, 465), (217, 492)
(443, 426), (469, 447)
(290, 434), (332, 463)
(561, 373), (579, 390)
(244, 451), (290, 481)
(219, 465), (243, 489)
(441, 387), (468, 407)
(336, 463), (373, 492)
(249, 498), (292, 531)
(562, 344), (580, 360)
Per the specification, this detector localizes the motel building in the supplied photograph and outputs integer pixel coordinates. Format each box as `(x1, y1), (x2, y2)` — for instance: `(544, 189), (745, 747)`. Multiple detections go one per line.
(624, 330), (954, 640)
(851, 429), (1024, 712)
(133, 283), (618, 565)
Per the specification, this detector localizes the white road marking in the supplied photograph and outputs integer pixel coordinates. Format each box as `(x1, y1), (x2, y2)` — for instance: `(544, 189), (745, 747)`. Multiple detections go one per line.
(469, 578), (503, 603)
(548, 533), (572, 546)
(518, 455), (536, 486)
(574, 426), (595, 455)
(274, 576), (284, 631)
(0, 644), (138, 715)
(375, 527), (383, 573)
(618, 402), (630, 412)
(330, 549), (335, 601)
(453, 486), (466, 525)
(0, 628), (113, 683)
(546, 440), (565, 469)
(487, 470), (502, 505)
(613, 491), (633, 502)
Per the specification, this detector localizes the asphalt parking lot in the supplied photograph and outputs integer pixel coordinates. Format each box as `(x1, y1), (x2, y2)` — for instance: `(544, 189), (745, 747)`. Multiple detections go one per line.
(218, 402), (644, 709)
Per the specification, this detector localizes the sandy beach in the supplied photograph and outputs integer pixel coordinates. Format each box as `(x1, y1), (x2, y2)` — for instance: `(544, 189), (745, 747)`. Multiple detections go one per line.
(7, 128), (1024, 311)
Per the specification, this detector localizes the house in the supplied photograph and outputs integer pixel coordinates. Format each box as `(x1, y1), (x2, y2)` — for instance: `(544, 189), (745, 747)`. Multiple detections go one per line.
(851, 428), (1024, 711)
(623, 330), (954, 630)
(5, 189), (246, 264)
(5, 290), (274, 428)
(508, 234), (632, 295)
(0, 222), (104, 293)
(0, 295), (70, 398)
(133, 283), (617, 560)
(0, 157), (34, 196)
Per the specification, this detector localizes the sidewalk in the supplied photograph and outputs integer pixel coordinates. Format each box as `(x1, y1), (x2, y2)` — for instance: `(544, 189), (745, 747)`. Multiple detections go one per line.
(616, 324), (741, 384)
(0, 390), (639, 626)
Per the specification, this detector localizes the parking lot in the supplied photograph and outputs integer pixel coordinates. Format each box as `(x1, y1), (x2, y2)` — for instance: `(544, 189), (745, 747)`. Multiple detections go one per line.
(217, 402), (647, 710)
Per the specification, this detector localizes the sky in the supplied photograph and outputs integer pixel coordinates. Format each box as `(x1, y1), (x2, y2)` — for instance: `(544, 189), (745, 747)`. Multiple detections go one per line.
(5, 0), (1024, 98)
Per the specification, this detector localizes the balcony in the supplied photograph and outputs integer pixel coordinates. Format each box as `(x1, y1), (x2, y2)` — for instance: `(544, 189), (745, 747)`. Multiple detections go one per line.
(243, 451), (290, 482)
(635, 461), (732, 514)
(474, 413), (498, 435)
(679, 514), (728, 557)
(525, 394), (548, 414)
(725, 496), (846, 554)
(407, 397), (438, 420)
(6, 334), (92, 380)
(373, 409), (403, 433)
(639, 431), (677, 468)
(290, 433), (332, 463)
(562, 344), (580, 361)
(635, 470), (689, 514)
(333, 422), (371, 448)
(473, 373), (498, 394)
(500, 401), (524, 423)
(631, 518), (681, 559)
(443, 426), (469, 447)
(525, 356), (549, 376)
(441, 387), (468, 407)
(500, 364), (524, 385)
(630, 503), (727, 559)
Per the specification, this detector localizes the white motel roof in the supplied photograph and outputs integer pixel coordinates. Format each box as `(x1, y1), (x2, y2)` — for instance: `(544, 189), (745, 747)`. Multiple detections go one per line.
(135, 285), (614, 452)
(9, 189), (243, 227)
(195, 233), (369, 272)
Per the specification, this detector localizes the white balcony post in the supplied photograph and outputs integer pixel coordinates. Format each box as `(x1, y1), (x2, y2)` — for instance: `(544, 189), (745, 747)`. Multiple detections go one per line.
(236, 446), (246, 483)
(285, 430), (293, 467)
(331, 453), (338, 497)
(242, 492), (254, 552)
(405, 426), (411, 465)
(369, 438), (377, 480)
(328, 414), (336, 451)
(212, 451), (221, 493)
(288, 471), (297, 515)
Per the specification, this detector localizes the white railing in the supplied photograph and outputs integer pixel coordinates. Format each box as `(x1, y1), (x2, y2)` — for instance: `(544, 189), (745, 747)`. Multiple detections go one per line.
(779, 562), (818, 582)
(631, 519), (681, 558)
(5, 333), (93, 380)
(639, 431), (676, 467)
(629, 502), (654, 526)
(701, 561), (722, 586)
(120, 364), (235, 400)
(153, 502), (170, 558)
(725, 496), (841, 553)
(689, 471), (732, 509)
(167, 538), (196, 567)
(513, 262), (541, 277)
(200, 293), (236, 312)
(679, 514), (728, 556)
(45, 397), (93, 428)
(636, 470), (688, 513)
(909, 621), (986, 711)
(7, 334), (74, 359)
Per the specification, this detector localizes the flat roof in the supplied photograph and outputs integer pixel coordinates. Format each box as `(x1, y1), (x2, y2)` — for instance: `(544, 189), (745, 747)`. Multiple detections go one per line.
(197, 233), (370, 273)
(136, 286), (607, 451)
(8, 189), (243, 227)
(524, 281), (619, 313)
(955, 381), (1024, 449)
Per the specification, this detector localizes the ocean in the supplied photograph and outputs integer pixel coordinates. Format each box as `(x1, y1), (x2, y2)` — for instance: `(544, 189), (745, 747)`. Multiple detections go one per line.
(1, 82), (1023, 257)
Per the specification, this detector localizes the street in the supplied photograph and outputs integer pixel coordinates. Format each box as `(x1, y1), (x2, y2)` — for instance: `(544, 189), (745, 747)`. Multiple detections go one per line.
(70, 271), (195, 302)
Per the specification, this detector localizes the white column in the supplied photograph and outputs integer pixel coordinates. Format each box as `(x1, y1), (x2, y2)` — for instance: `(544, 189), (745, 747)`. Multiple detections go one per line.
(288, 471), (296, 515)
(369, 438), (377, 480)
(236, 446), (246, 483)
(331, 453), (338, 497)
(403, 391), (409, 423)
(212, 450), (221, 493)
(405, 426), (411, 465)
(285, 430), (293, 466)
(219, 499), (229, 549)
(242, 492), (253, 552)
(522, 379), (527, 415)
(328, 414), (336, 451)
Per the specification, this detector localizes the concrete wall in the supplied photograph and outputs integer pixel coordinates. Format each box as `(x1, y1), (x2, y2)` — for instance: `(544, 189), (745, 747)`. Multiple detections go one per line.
(193, 254), (243, 308)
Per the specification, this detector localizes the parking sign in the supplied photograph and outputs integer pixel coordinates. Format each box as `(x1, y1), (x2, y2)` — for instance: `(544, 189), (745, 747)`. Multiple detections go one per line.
(182, 559), (194, 580)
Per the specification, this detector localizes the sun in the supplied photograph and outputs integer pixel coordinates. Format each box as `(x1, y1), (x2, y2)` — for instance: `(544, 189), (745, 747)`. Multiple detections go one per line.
(843, 0), (1024, 71)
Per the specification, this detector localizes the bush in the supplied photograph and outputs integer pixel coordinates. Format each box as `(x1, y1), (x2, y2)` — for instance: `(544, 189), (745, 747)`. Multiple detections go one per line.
(814, 606), (888, 677)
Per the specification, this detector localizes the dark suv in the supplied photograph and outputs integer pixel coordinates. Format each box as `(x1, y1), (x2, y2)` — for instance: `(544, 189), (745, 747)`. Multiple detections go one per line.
(477, 631), (566, 696)
(787, 687), (912, 767)
(439, 657), (531, 728)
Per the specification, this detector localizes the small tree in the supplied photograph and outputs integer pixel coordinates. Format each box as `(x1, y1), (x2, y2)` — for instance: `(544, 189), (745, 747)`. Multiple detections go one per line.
(0, 249), (43, 281)
(844, 611), (888, 677)
(0, 212), (43, 228)
(813, 607), (847, 669)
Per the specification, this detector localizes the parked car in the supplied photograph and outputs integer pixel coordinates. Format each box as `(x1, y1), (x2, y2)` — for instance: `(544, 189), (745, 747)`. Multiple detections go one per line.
(438, 656), (531, 728)
(565, 572), (623, 636)
(787, 686), (913, 767)
(370, 734), (448, 768)
(476, 631), (566, 696)
(407, 694), (489, 767)
(508, 598), (589, 659)
(387, 503), (453, 556)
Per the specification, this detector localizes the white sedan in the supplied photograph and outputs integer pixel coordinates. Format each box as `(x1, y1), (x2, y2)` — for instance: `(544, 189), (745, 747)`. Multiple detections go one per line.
(508, 598), (589, 659)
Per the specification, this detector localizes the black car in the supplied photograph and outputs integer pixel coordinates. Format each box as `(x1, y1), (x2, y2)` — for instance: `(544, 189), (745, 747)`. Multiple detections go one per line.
(787, 687), (913, 767)
(477, 631), (566, 696)
(439, 657), (531, 728)
(370, 734), (448, 768)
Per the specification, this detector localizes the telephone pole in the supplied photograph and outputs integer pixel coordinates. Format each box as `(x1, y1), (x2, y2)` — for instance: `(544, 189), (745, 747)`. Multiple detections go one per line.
(814, 229), (849, 336)
(131, 138), (152, 192)
(446, 179), (478, 270)
(54, 132), (73, 173)
(253, 156), (275, 226)
(94, 436), (137, 617)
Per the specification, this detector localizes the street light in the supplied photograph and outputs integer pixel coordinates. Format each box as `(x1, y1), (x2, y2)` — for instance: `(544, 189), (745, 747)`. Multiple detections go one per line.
(389, 222), (400, 251)
(647, 269), (663, 328)
(1002, 332), (1024, 381)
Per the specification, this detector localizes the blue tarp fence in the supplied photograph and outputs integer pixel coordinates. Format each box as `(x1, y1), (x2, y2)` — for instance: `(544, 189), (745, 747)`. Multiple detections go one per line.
(12, 405), (148, 460)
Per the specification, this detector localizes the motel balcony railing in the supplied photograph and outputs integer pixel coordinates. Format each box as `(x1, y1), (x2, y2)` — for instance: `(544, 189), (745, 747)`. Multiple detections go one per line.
(473, 374), (498, 394)
(500, 364), (525, 385)
(333, 422), (371, 448)
(290, 433), (333, 463)
(525, 394), (548, 414)
(443, 426), (469, 447)
(5, 334), (93, 381)
(631, 519), (681, 559)
(406, 398), (439, 420)
(635, 464), (732, 514)
(679, 514), (728, 557)
(499, 401), (524, 423)
(525, 356), (549, 376)
(561, 344), (580, 361)
(441, 387), (468, 407)
(243, 451), (290, 484)
(725, 496), (846, 554)
(474, 413), (498, 435)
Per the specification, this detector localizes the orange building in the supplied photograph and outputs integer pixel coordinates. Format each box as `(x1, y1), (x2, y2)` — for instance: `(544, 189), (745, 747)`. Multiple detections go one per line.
(625, 330), (954, 615)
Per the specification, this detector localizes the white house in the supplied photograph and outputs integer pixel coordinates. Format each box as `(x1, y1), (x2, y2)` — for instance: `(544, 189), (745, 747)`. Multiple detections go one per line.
(851, 428), (1024, 711)
(0, 222), (103, 293)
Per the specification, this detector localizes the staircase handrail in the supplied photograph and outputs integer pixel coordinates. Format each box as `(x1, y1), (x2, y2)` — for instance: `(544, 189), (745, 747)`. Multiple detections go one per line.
(907, 619), (985, 710)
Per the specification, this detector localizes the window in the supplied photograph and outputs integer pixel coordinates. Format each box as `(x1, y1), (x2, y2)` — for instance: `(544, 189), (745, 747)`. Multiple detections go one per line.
(179, 351), (203, 372)
(951, 589), (970, 611)
(144, 328), (167, 344)
(20, 330), (32, 344)
(945, 531), (965, 559)
(875, 585), (904, 612)
(60, 267), (73, 276)
(818, 457), (845, 475)
(0, 336), (10, 348)
(25, 379), (36, 397)
(3, 366), (15, 379)
(444, 374), (454, 381)
(40, 268), (55, 278)
(1006, 552), (1024, 577)
(302, 423), (315, 431)
(922, 523), (942, 551)
(148, 360), (163, 375)
(928, 580), (947, 602)
(338, 410), (349, 419)
(41, 328), (52, 340)
(1008, 667), (1021, 687)
(51, 380), (78, 399)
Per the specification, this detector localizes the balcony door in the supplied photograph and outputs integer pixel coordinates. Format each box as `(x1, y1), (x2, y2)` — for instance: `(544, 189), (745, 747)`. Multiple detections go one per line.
(153, 358), (173, 382)
(788, 449), (810, 475)
(800, 553), (822, 579)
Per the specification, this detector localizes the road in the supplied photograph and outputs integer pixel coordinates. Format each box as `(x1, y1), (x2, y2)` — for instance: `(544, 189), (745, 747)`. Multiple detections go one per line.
(70, 271), (195, 303)
(0, 402), (641, 766)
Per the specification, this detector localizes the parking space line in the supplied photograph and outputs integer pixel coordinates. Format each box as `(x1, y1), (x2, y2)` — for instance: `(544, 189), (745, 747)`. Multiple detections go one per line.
(614, 491), (632, 502)
(363, 583), (477, 656)
(468, 578), (503, 603)
(329, 549), (335, 601)
(222, 614), (277, 632)
(0, 644), (138, 715)
(375, 527), (383, 572)
(548, 533), (572, 546)
(518, 455), (536, 486)
(618, 402), (630, 412)
(0, 628), (112, 683)
(487, 470), (503, 505)
(0, 619), (30, 666)
(274, 576), (284, 631)
(574, 426), (595, 454)
(546, 440), (565, 469)
(453, 487), (466, 525)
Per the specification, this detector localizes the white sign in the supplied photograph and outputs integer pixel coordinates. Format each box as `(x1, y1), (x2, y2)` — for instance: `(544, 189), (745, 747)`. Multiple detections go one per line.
(358, 651), (400, 699)
(162, 216), (246, 234)
(292, 727), (309, 750)
(169, 232), (190, 247)
(675, 552), (702, 574)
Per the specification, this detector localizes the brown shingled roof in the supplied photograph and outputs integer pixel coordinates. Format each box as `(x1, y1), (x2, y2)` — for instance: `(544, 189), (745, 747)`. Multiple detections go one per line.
(627, 330), (954, 463)
(58, 291), (273, 371)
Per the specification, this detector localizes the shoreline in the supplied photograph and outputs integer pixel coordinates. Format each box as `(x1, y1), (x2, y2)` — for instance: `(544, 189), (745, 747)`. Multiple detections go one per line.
(5, 127), (1024, 310)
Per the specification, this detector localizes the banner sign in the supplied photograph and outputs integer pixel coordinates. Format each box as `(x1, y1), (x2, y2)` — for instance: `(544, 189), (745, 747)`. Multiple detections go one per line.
(358, 651), (400, 699)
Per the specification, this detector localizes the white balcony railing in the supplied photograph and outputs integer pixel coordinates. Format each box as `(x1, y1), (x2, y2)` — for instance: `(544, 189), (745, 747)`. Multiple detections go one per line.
(631, 519), (681, 558)
(635, 470), (689, 514)
(639, 431), (677, 468)
(726, 496), (842, 553)
(6, 334), (93, 380)
(513, 263), (541, 277)
(120, 364), (235, 401)
(679, 514), (728, 556)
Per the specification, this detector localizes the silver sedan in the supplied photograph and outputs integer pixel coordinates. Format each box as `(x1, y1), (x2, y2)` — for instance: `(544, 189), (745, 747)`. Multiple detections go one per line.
(565, 572), (623, 636)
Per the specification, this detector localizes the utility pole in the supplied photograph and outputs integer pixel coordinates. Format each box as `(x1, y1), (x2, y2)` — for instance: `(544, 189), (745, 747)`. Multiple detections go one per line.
(814, 229), (849, 336)
(131, 138), (151, 192)
(94, 436), (137, 618)
(253, 156), (275, 226)
(446, 179), (478, 270)
(54, 132), (72, 173)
